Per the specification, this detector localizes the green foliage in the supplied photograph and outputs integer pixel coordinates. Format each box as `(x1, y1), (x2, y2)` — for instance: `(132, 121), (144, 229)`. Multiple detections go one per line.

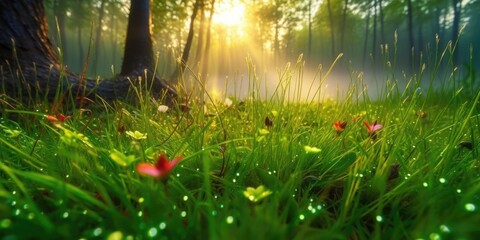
(1, 42), (480, 239)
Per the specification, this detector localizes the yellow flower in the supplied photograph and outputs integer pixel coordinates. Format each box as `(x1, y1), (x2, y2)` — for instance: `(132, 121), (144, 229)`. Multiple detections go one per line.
(243, 185), (272, 203)
(304, 145), (321, 153)
(126, 130), (147, 140)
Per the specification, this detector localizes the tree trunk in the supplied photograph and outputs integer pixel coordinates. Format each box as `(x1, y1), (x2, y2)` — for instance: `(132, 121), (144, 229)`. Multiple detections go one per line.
(407, 0), (414, 71)
(340, 0), (349, 53)
(194, 2), (206, 69)
(94, 0), (106, 75)
(372, 0), (377, 62)
(326, 0), (335, 59)
(0, 0), (175, 104)
(378, 0), (385, 45)
(451, 0), (461, 63)
(201, 0), (215, 80)
(171, 0), (201, 82)
(307, 0), (312, 62)
(362, 2), (371, 69)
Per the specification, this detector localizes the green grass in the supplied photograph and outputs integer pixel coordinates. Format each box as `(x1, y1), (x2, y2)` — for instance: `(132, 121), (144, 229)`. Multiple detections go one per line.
(1, 49), (480, 239)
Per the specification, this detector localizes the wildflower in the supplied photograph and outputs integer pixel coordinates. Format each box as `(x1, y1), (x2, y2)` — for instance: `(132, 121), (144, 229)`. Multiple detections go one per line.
(304, 145), (321, 153)
(126, 130), (147, 140)
(224, 97), (233, 107)
(363, 120), (382, 139)
(157, 105), (169, 113)
(136, 153), (183, 181)
(363, 120), (382, 133)
(333, 121), (347, 135)
(258, 128), (270, 135)
(110, 149), (136, 167)
(46, 113), (71, 123)
(416, 110), (427, 118)
(4, 129), (21, 138)
(243, 185), (272, 203)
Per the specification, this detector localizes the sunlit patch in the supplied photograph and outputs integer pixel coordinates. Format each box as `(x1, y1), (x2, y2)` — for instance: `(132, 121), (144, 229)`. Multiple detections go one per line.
(213, 1), (245, 29)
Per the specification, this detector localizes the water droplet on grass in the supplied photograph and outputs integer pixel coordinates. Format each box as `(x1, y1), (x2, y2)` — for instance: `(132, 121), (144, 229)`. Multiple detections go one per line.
(138, 211), (143, 217)
(148, 227), (158, 238)
(439, 178), (446, 183)
(159, 222), (166, 230)
(226, 216), (234, 224)
(299, 214), (305, 221)
(181, 211), (187, 217)
(138, 198), (144, 203)
(429, 233), (440, 240)
(456, 189), (461, 193)
(439, 224), (450, 233)
(423, 182), (428, 187)
(376, 215), (383, 222)
(465, 203), (476, 212)
(93, 227), (103, 236)
(14, 209), (20, 216)
(28, 213), (34, 219)
(183, 196), (188, 201)
(62, 212), (69, 218)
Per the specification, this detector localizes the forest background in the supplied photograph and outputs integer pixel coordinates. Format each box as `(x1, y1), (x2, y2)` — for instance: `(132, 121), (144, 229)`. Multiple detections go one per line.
(43, 0), (480, 98)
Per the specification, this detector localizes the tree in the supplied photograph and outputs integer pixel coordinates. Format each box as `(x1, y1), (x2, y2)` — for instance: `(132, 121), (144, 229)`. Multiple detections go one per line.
(0, 0), (175, 104)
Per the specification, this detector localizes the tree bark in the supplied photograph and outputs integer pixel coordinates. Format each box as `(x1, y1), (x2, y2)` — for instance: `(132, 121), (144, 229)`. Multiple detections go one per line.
(0, 0), (175, 104)
(170, 0), (201, 82)
(93, 0), (106, 75)
(407, 0), (414, 71)
(326, 0), (335, 59)
(451, 0), (461, 63)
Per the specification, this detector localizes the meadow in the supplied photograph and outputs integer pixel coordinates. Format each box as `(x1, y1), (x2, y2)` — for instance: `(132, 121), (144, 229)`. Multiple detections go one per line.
(1, 48), (480, 239)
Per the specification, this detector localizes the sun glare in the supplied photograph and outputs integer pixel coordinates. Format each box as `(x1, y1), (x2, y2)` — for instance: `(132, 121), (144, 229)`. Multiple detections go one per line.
(213, 1), (245, 28)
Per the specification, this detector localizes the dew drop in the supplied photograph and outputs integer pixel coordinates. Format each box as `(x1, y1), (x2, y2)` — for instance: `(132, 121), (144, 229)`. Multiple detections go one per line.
(83, 210), (88, 215)
(439, 178), (446, 184)
(159, 222), (166, 230)
(181, 211), (187, 217)
(299, 214), (305, 221)
(148, 227), (158, 238)
(236, 172), (240, 176)
(183, 195), (188, 201)
(138, 197), (144, 203)
(317, 205), (322, 210)
(93, 227), (103, 237)
(465, 203), (476, 212)
(211, 210), (217, 216)
(62, 212), (69, 218)
(456, 189), (462, 193)
(23, 204), (28, 210)
(226, 216), (234, 224)
(423, 182), (428, 187)
(439, 224), (450, 233)
(429, 233), (440, 240)
(376, 215), (383, 222)
(14, 209), (20, 216)
(232, 179), (236, 183)
(138, 211), (143, 217)
(28, 213), (35, 219)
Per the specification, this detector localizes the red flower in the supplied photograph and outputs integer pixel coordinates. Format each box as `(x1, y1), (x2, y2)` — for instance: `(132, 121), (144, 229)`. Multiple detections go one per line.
(417, 110), (427, 118)
(333, 120), (347, 134)
(363, 120), (383, 133)
(46, 113), (71, 123)
(136, 154), (183, 181)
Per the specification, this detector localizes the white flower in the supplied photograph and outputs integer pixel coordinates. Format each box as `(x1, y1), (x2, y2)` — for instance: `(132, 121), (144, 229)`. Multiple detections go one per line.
(157, 105), (169, 113)
(224, 98), (233, 107)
